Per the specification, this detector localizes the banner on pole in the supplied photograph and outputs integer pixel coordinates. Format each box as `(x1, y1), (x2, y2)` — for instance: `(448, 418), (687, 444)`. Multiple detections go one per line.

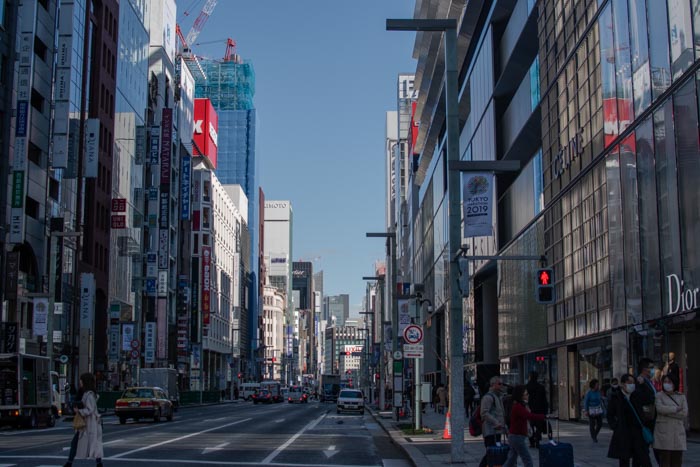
(462, 172), (494, 238)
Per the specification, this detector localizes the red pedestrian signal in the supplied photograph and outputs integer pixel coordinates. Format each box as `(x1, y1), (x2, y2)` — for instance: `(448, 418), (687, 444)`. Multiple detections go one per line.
(536, 268), (555, 304)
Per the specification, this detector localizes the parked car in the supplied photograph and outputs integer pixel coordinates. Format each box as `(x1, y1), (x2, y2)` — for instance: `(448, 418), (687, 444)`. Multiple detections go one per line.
(240, 382), (261, 401)
(251, 390), (274, 404)
(115, 387), (174, 424)
(287, 386), (308, 404)
(336, 389), (364, 415)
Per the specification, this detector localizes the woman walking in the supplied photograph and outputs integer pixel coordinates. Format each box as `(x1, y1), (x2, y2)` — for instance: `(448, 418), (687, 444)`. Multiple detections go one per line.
(653, 375), (687, 467)
(503, 385), (552, 467)
(607, 374), (653, 467)
(583, 379), (604, 442)
(64, 373), (104, 467)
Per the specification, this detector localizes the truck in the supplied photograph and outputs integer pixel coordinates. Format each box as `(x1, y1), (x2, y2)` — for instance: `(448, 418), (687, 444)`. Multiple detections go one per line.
(319, 374), (341, 403)
(138, 368), (179, 409)
(260, 380), (283, 403)
(0, 353), (61, 428)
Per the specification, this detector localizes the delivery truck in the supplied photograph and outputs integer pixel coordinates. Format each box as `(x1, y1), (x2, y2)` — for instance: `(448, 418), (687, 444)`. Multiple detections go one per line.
(0, 353), (61, 428)
(138, 367), (179, 408)
(320, 374), (341, 402)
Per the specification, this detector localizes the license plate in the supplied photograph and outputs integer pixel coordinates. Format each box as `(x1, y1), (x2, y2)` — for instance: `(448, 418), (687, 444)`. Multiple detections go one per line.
(130, 402), (139, 407)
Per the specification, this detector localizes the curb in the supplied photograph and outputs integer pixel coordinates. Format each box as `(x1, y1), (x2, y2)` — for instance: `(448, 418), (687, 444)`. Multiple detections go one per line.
(368, 407), (432, 467)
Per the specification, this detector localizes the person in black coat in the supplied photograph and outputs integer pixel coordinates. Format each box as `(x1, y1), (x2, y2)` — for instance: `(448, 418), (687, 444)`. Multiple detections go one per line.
(525, 371), (548, 447)
(607, 374), (652, 467)
(464, 378), (476, 417)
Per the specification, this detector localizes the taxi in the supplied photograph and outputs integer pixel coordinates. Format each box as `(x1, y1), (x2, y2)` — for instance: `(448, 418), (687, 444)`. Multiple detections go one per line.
(114, 386), (174, 424)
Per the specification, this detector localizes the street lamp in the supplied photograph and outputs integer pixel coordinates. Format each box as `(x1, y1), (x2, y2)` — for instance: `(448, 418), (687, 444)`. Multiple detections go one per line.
(386, 18), (465, 462)
(362, 274), (385, 409)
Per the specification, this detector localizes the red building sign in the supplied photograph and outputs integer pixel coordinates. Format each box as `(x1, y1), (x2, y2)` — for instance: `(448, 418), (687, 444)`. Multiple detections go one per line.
(193, 98), (218, 169)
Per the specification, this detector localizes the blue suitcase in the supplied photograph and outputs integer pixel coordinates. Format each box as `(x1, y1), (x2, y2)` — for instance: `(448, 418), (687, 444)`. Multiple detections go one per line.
(539, 420), (574, 467)
(486, 443), (510, 467)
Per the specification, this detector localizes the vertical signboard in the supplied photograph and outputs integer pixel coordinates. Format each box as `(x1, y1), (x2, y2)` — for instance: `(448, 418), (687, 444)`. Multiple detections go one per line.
(144, 322), (156, 364)
(135, 125), (146, 165)
(121, 323), (135, 351)
(52, 4), (74, 169)
(160, 108), (172, 185)
(181, 155), (191, 220)
(462, 172), (495, 238)
(80, 273), (96, 329)
(158, 230), (169, 269)
(149, 126), (160, 164)
(32, 298), (49, 337)
(157, 299), (167, 360)
(4, 251), (19, 300)
(193, 99), (219, 168)
(201, 246), (211, 331)
(84, 118), (100, 178)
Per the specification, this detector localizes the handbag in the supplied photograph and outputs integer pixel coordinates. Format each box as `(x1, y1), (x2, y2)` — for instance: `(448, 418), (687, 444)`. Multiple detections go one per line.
(72, 411), (86, 431)
(625, 398), (653, 445)
(589, 405), (603, 416)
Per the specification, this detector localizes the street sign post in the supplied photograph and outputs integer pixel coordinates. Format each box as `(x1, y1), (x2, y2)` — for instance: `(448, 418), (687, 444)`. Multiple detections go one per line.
(403, 324), (423, 344)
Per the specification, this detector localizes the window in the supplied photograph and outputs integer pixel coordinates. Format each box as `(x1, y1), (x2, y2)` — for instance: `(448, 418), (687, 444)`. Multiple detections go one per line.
(31, 89), (44, 113)
(34, 36), (48, 62)
(28, 142), (41, 165)
(25, 196), (40, 219)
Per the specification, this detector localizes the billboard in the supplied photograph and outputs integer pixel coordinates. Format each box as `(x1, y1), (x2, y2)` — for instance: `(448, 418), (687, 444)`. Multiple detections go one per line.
(160, 108), (173, 185)
(193, 98), (218, 168)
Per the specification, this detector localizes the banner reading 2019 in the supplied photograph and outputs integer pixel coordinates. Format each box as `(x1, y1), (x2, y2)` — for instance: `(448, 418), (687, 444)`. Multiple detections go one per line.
(462, 172), (494, 238)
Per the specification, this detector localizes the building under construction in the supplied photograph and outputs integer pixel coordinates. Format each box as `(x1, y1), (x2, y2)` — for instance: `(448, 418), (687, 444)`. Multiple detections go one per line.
(195, 58), (255, 111)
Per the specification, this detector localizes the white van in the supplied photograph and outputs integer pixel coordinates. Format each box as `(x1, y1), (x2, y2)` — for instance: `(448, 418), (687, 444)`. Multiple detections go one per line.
(240, 382), (261, 401)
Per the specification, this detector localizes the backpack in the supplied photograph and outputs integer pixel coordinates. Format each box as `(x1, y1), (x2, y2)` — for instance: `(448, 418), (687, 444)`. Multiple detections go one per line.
(469, 393), (494, 437)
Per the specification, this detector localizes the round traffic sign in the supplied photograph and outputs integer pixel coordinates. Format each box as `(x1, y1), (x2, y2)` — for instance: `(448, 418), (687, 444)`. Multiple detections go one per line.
(130, 349), (140, 359)
(403, 324), (423, 344)
(393, 350), (403, 360)
(59, 355), (69, 364)
(130, 339), (140, 350)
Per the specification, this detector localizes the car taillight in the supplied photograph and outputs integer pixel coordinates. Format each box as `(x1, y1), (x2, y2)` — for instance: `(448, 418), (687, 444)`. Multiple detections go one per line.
(303, 394), (307, 399)
(140, 400), (154, 407)
(115, 401), (129, 407)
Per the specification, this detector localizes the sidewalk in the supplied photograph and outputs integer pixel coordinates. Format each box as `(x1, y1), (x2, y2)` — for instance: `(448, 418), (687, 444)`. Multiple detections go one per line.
(369, 405), (700, 466)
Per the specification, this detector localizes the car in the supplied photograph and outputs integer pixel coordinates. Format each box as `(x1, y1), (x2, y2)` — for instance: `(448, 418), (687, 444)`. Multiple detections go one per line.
(251, 389), (274, 404)
(287, 386), (308, 403)
(336, 389), (364, 414)
(115, 387), (174, 424)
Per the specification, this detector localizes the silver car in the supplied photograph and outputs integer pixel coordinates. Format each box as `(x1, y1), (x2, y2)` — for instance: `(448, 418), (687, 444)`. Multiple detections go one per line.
(336, 389), (364, 414)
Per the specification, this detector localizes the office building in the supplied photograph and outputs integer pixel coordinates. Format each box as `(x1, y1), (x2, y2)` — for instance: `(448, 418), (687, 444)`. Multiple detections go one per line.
(323, 294), (350, 326)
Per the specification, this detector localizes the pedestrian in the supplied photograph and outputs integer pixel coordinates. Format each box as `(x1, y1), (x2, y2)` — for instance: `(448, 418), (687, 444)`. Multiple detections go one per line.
(432, 383), (439, 412)
(635, 358), (658, 464)
(234, 385), (239, 400)
(663, 352), (681, 392)
(525, 371), (548, 447)
(64, 373), (103, 467)
(478, 376), (506, 467)
(464, 378), (476, 418)
(503, 385), (553, 467)
(651, 365), (664, 392)
(437, 384), (447, 414)
(606, 374), (653, 467)
(653, 374), (687, 467)
(583, 379), (604, 442)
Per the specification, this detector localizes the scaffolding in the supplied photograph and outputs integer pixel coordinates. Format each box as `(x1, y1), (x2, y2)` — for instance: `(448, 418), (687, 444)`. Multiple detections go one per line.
(195, 59), (256, 110)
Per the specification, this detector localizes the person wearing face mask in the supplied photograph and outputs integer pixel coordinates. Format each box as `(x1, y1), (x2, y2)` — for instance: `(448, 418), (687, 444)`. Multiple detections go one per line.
(653, 375), (687, 467)
(607, 374), (653, 467)
(502, 385), (553, 467)
(634, 358), (657, 428)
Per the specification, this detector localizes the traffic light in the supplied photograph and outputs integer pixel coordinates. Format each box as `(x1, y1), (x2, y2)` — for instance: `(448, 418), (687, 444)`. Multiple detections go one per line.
(536, 268), (555, 304)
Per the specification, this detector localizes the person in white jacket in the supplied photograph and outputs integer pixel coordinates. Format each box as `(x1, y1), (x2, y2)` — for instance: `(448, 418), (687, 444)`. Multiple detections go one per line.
(64, 373), (103, 467)
(653, 374), (687, 467)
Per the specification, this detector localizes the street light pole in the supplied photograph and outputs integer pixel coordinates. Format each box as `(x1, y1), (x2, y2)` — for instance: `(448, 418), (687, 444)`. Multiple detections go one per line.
(387, 18), (464, 463)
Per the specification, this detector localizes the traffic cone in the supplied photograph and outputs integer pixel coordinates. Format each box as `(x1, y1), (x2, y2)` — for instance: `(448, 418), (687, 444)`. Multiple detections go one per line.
(442, 411), (452, 439)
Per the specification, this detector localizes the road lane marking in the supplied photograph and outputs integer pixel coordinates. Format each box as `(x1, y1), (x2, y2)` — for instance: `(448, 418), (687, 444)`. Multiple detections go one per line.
(273, 418), (285, 423)
(261, 413), (325, 464)
(202, 417), (227, 423)
(323, 445), (338, 459)
(63, 438), (125, 450)
(202, 441), (229, 454)
(0, 456), (382, 466)
(110, 417), (251, 459)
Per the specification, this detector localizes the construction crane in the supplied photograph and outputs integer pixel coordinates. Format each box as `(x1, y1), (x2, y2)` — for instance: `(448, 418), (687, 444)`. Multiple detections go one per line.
(185, 0), (218, 48)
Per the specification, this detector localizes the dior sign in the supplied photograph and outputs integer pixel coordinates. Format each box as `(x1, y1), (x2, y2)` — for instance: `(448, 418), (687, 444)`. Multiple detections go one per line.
(666, 274), (700, 315)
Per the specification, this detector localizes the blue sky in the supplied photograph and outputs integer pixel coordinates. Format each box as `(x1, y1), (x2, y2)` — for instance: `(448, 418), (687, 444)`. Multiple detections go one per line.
(180, 2), (416, 315)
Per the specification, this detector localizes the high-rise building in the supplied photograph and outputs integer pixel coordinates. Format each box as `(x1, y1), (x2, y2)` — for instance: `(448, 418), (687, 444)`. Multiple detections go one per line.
(323, 294), (350, 326)
(292, 261), (315, 379)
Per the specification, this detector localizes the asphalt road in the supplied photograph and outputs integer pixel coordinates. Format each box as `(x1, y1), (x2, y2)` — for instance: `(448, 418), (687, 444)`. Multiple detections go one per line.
(0, 401), (411, 466)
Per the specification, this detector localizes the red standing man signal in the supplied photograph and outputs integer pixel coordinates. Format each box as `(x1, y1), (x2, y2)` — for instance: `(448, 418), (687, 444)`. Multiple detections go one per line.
(536, 268), (555, 304)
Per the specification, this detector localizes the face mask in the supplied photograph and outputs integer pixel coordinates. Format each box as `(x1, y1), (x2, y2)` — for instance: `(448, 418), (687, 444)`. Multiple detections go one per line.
(611, 384), (619, 389)
(625, 384), (636, 394)
(650, 368), (656, 377)
(663, 383), (674, 392)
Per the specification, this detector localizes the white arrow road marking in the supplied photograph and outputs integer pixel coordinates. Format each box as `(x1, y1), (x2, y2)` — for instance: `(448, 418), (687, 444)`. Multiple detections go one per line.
(261, 413), (326, 464)
(202, 442), (229, 455)
(323, 445), (339, 459)
(63, 438), (124, 451)
(110, 418), (251, 459)
(274, 418), (285, 423)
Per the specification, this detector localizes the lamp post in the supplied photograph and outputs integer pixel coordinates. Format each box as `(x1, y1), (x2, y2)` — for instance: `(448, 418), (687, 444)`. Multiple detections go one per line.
(387, 18), (464, 462)
(366, 232), (397, 418)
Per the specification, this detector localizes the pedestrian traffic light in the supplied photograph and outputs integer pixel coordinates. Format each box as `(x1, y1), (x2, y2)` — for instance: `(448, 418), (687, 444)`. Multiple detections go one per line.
(536, 268), (555, 304)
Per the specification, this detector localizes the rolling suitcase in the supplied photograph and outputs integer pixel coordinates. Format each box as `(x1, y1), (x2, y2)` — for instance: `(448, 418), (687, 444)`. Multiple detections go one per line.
(539, 419), (574, 467)
(486, 439), (510, 467)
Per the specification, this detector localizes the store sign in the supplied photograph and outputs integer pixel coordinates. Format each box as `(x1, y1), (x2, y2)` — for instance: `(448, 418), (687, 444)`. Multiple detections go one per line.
(552, 132), (584, 179)
(158, 230), (169, 269)
(121, 323), (135, 351)
(80, 273), (95, 329)
(193, 98), (219, 168)
(201, 246), (211, 327)
(144, 322), (156, 364)
(157, 299), (167, 359)
(157, 270), (168, 297)
(32, 298), (48, 337)
(149, 126), (160, 164)
(181, 155), (191, 220)
(462, 172), (494, 238)
(666, 274), (700, 315)
(160, 108), (173, 185)
(84, 118), (99, 178)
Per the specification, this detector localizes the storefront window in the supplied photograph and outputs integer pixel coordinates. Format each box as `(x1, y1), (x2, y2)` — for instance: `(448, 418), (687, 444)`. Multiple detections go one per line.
(635, 118), (662, 321)
(606, 151), (626, 328)
(654, 99), (682, 315)
(668, 0), (694, 79)
(599, 5), (618, 147)
(629, 0), (651, 115)
(648, 0), (672, 99)
(676, 79), (700, 294)
(619, 133), (642, 326)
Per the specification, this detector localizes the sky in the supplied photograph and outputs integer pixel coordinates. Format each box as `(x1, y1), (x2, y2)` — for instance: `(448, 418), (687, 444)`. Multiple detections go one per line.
(179, 1), (417, 316)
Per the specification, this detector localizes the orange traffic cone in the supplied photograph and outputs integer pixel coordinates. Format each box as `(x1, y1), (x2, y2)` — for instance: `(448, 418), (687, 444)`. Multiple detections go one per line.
(442, 411), (452, 439)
